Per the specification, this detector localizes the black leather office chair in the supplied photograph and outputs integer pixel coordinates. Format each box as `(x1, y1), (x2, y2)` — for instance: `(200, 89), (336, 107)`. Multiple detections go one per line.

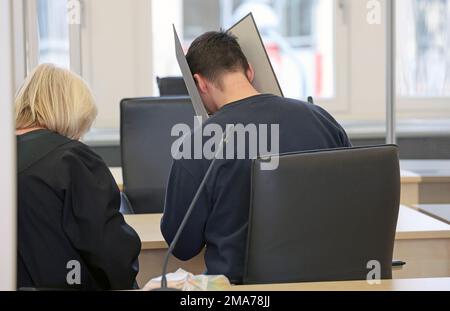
(120, 96), (195, 214)
(244, 145), (401, 284)
(156, 76), (189, 96)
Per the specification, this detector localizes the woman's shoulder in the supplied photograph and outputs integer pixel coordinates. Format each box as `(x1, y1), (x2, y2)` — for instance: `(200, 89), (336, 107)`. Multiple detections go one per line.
(59, 139), (101, 159)
(55, 139), (115, 187)
(57, 139), (107, 170)
(18, 131), (112, 188)
(20, 130), (108, 172)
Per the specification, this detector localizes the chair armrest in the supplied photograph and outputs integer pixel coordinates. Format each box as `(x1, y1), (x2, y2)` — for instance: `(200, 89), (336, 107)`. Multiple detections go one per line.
(392, 260), (406, 270)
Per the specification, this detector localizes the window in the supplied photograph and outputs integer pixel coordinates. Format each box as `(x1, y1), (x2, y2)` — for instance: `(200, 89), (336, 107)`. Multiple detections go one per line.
(37, 0), (70, 68)
(154, 0), (339, 101)
(396, 0), (450, 160)
(397, 0), (450, 97)
(183, 0), (221, 40)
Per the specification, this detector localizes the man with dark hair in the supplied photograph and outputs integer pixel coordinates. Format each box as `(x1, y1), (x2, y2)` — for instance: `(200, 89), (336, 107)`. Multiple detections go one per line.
(185, 31), (258, 114)
(187, 31), (250, 90)
(161, 31), (351, 284)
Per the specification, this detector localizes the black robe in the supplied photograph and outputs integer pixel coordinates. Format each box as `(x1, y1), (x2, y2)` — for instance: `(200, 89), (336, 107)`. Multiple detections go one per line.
(17, 129), (141, 290)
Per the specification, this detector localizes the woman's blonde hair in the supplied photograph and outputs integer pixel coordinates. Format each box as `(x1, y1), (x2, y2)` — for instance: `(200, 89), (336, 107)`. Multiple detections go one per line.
(15, 63), (97, 140)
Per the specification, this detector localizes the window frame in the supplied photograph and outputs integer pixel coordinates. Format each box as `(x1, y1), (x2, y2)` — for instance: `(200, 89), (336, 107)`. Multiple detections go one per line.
(180, 0), (351, 111)
(315, 0), (350, 113)
(397, 97), (450, 117)
(24, 0), (82, 74)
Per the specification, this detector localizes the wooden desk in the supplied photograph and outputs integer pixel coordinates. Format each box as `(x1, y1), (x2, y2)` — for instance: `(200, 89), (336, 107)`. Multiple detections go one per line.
(232, 278), (450, 291)
(401, 160), (450, 205)
(125, 206), (450, 286)
(110, 167), (123, 191)
(396, 205), (450, 240)
(393, 206), (450, 279)
(415, 204), (450, 225)
(111, 166), (450, 206)
(401, 171), (450, 205)
(124, 214), (205, 287)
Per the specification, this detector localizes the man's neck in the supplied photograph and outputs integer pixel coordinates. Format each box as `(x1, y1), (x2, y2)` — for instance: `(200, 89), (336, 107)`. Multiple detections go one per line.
(215, 74), (260, 110)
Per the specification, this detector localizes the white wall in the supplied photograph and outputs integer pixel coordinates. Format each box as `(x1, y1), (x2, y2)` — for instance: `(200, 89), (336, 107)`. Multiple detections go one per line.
(83, 0), (450, 129)
(339, 0), (387, 121)
(81, 0), (153, 129)
(151, 0), (183, 91)
(0, 0), (17, 291)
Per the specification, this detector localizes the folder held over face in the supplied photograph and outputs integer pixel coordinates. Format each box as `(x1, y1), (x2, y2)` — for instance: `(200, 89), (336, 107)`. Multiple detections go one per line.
(174, 13), (283, 122)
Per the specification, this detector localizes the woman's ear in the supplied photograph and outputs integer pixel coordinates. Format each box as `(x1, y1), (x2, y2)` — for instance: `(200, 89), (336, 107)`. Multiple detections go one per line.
(194, 74), (208, 94)
(246, 64), (255, 83)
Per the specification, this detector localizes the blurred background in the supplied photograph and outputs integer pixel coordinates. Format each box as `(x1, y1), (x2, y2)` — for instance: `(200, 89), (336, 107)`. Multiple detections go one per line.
(10, 0), (450, 163)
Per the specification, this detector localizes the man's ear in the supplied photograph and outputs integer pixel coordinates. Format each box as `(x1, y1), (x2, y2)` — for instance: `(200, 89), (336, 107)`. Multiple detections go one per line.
(193, 74), (208, 94)
(246, 64), (255, 83)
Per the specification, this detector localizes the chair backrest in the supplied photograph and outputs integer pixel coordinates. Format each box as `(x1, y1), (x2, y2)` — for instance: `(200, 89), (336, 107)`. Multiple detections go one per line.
(120, 96), (195, 213)
(156, 76), (189, 96)
(244, 145), (401, 284)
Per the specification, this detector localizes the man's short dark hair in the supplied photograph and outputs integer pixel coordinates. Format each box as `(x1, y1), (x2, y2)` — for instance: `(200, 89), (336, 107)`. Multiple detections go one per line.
(186, 31), (250, 88)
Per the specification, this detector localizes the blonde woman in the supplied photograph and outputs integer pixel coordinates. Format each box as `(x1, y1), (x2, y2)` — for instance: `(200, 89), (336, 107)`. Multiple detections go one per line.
(16, 64), (141, 290)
